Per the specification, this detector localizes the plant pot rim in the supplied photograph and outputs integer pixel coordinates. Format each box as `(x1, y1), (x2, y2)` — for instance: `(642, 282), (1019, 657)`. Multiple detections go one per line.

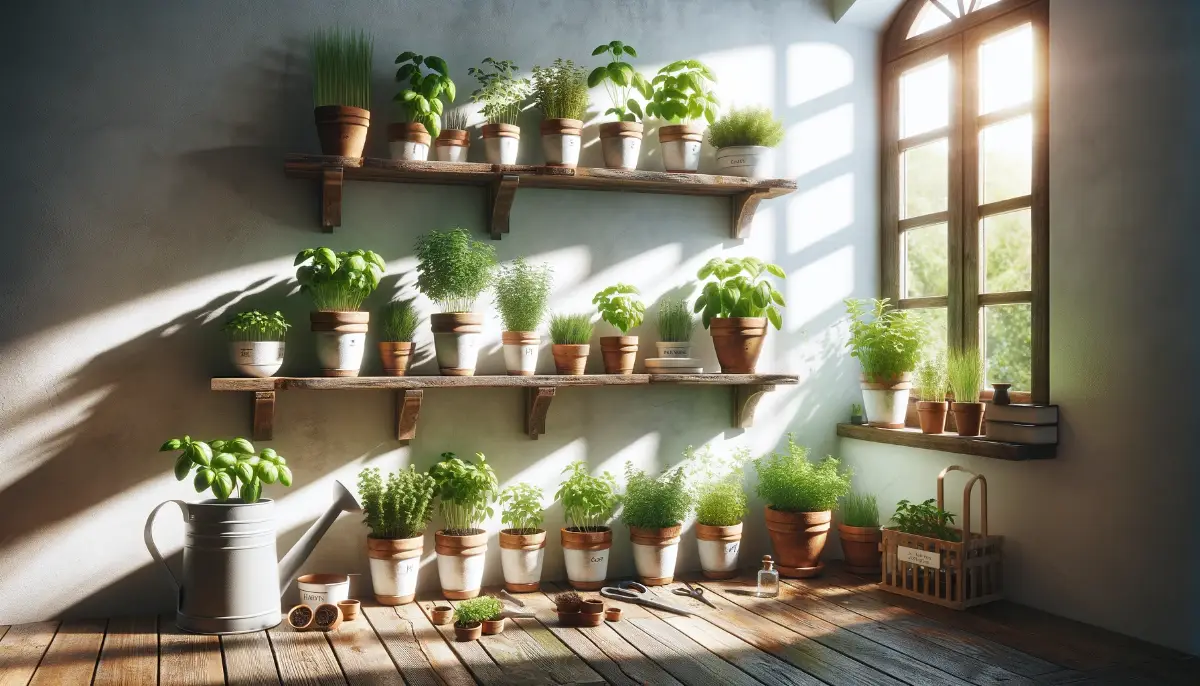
(482, 123), (520, 137)
(314, 104), (371, 118)
(952, 401), (985, 409)
(563, 525), (611, 533)
(837, 523), (882, 534)
(599, 121), (644, 136)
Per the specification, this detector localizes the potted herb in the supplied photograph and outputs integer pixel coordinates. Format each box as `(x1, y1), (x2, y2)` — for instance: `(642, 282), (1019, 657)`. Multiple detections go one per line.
(429, 452), (498, 599)
(469, 58), (532, 165)
(532, 59), (589, 168)
(549, 313), (593, 375)
(378, 299), (420, 376)
(555, 461), (619, 590)
(494, 258), (553, 376)
(593, 284), (645, 375)
(415, 228), (496, 376)
(947, 347), (985, 436)
(436, 110), (470, 162)
(589, 40), (653, 169)
(708, 106), (785, 178)
(690, 445), (749, 580)
(693, 257), (786, 373)
(312, 29), (373, 158)
(754, 434), (852, 578)
(223, 310), (289, 378)
(645, 60), (719, 173)
(888, 499), (959, 541)
(390, 52), (455, 161)
(160, 436), (292, 504)
(838, 492), (881, 574)
(358, 466), (435, 605)
(656, 298), (694, 359)
(295, 248), (386, 377)
(497, 483), (547, 592)
(452, 596), (502, 642)
(622, 462), (693, 586)
(850, 403), (865, 425)
(915, 354), (949, 434)
(845, 298), (923, 428)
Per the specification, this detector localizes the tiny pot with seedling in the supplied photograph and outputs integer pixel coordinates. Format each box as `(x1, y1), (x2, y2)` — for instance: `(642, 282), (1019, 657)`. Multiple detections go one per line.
(550, 313), (593, 375)
(594, 284), (644, 375)
(948, 347), (986, 436)
(358, 466), (435, 605)
(495, 258), (553, 375)
(694, 257), (786, 373)
(646, 60), (719, 173)
(430, 453), (498, 599)
(312, 29), (373, 158)
(691, 445), (749, 579)
(709, 106), (785, 178)
(850, 403), (866, 426)
(915, 354), (949, 434)
(846, 298), (923, 428)
(416, 228), (496, 376)
(556, 462), (619, 590)
(295, 247), (385, 377)
(453, 596), (501, 642)
(224, 310), (289, 378)
(589, 40), (653, 169)
(622, 462), (692, 585)
(498, 483), (547, 592)
(470, 58), (531, 165)
(532, 59), (588, 167)
(838, 492), (881, 574)
(390, 51), (456, 161)
(378, 299), (420, 376)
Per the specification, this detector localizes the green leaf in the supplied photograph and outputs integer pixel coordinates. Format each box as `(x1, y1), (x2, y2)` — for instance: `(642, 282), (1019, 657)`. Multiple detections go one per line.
(591, 45), (608, 56)
(771, 289), (786, 306)
(294, 248), (314, 266)
(259, 448), (279, 463)
(765, 263), (786, 279)
(315, 248), (337, 270)
(705, 106), (717, 125)
(395, 51), (416, 64)
(174, 453), (192, 481)
(212, 471), (234, 500)
(627, 99), (643, 118)
(588, 65), (607, 88)
(257, 462), (280, 485)
(188, 442), (212, 467)
(607, 63), (628, 86)
(234, 462), (255, 485)
(443, 79), (456, 102)
(346, 255), (367, 272)
(693, 295), (707, 313)
(213, 452), (237, 469)
(395, 64), (416, 83)
(425, 56), (449, 75)
(159, 439), (182, 452)
(194, 468), (215, 492)
(241, 479), (262, 504)
(228, 438), (255, 455)
(767, 306), (783, 330)
(430, 98), (443, 115)
(623, 45), (638, 58)
(279, 465), (293, 487)
(210, 439), (226, 452)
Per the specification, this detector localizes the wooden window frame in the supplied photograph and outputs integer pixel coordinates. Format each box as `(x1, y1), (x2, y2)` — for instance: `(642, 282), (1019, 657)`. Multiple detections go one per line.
(882, 0), (1050, 403)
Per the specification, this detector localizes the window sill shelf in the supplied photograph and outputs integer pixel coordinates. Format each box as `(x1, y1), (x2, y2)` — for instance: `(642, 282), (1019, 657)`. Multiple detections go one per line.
(836, 423), (1056, 461)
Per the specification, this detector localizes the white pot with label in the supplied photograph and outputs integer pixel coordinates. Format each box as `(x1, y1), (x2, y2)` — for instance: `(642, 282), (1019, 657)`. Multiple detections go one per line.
(630, 525), (681, 586)
(696, 522), (743, 579)
(714, 145), (775, 178)
(311, 312), (368, 377)
(598, 121), (643, 170)
(435, 530), (487, 600)
(230, 341), (285, 378)
(482, 123), (520, 165)
(658, 124), (703, 173)
(296, 573), (350, 610)
(499, 529), (546, 592)
(540, 118), (582, 167)
(860, 373), (913, 429)
(655, 342), (692, 359)
(502, 331), (540, 376)
(431, 312), (483, 376)
(367, 536), (423, 605)
(561, 527), (612, 591)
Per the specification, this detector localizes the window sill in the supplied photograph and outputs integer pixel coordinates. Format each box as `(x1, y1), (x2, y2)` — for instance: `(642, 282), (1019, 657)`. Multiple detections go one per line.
(836, 423), (1057, 461)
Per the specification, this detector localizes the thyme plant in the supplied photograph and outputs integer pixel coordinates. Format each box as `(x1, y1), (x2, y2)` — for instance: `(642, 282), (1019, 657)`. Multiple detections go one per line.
(428, 452), (498, 535)
(657, 298), (694, 343)
(689, 445), (749, 527)
(294, 248), (386, 311)
(379, 300), (420, 342)
(621, 462), (693, 529)
(468, 58), (531, 126)
(914, 353), (948, 402)
(645, 60), (719, 124)
(889, 499), (959, 542)
(312, 29), (372, 110)
(845, 298), (924, 379)
(549, 313), (593, 345)
(840, 492), (880, 528)
(531, 59), (590, 120)
(223, 310), (290, 342)
(693, 257), (786, 330)
(947, 346), (985, 403)
(159, 436), (292, 503)
(393, 51), (455, 138)
(494, 258), (553, 332)
(754, 434), (851, 513)
(588, 40), (652, 122)
(454, 596), (502, 626)
(708, 107), (785, 148)
(555, 461), (619, 531)
(593, 284), (644, 334)
(357, 466), (435, 539)
(414, 228), (496, 313)
(498, 482), (545, 534)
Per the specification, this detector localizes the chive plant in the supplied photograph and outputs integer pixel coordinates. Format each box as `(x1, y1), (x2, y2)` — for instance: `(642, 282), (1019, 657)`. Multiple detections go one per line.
(312, 28), (373, 110)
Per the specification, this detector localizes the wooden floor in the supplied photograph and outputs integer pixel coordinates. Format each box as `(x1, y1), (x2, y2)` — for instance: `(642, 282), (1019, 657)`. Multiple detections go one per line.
(1, 565), (1194, 685)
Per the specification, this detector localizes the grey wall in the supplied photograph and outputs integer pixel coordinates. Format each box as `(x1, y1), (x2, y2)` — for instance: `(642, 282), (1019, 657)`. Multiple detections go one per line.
(0, 0), (879, 622)
(841, 0), (1200, 656)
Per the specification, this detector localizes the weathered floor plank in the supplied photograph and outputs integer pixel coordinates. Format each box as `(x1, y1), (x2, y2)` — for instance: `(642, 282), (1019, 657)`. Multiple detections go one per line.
(160, 614), (225, 686)
(392, 602), (477, 686)
(94, 615), (158, 686)
(417, 599), (508, 685)
(361, 603), (447, 686)
(267, 623), (346, 686)
(28, 619), (107, 686)
(0, 622), (60, 686)
(222, 631), (280, 686)
(518, 588), (644, 686)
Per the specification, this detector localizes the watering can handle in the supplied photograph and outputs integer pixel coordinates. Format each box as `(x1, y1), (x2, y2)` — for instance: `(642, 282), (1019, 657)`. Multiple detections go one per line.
(144, 500), (189, 591)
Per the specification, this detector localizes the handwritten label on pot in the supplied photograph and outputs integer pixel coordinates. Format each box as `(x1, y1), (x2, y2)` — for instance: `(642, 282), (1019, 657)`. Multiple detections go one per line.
(897, 546), (940, 569)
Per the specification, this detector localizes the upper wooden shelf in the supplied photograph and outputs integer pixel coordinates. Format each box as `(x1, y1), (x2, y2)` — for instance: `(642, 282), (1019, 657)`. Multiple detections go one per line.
(213, 373), (798, 442)
(836, 423), (1056, 461)
(284, 154), (797, 239)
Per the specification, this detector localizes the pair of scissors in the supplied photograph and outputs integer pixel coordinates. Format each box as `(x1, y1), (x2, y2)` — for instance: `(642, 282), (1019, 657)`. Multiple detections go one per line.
(672, 581), (717, 609)
(599, 580), (696, 616)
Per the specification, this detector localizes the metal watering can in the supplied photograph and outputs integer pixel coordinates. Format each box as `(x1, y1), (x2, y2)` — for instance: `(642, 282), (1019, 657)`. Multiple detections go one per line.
(145, 480), (361, 634)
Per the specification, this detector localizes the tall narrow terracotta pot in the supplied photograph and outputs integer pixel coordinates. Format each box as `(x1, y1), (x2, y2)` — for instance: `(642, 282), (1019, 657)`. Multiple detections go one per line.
(952, 402), (985, 437)
(599, 121), (643, 169)
(629, 525), (681, 586)
(502, 331), (539, 376)
(499, 529), (546, 592)
(379, 341), (413, 376)
(600, 336), (638, 375)
(696, 522), (742, 579)
(552, 344), (589, 375)
(561, 527), (611, 590)
(388, 122), (431, 161)
(311, 311), (369, 377)
(764, 507), (830, 578)
(540, 118), (582, 167)
(435, 129), (470, 162)
(709, 317), (767, 373)
(367, 535), (423, 605)
(658, 124), (703, 172)
(836, 524), (881, 574)
(482, 123), (520, 165)
(430, 313), (483, 376)
(917, 400), (949, 434)
(314, 106), (370, 157)
(434, 530), (487, 600)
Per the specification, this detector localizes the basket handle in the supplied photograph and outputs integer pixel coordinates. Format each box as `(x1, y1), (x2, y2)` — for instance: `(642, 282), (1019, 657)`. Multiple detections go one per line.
(936, 466), (987, 540)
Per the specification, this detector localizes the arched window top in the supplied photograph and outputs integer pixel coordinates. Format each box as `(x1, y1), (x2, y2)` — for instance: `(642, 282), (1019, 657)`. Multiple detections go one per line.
(888, 0), (1038, 62)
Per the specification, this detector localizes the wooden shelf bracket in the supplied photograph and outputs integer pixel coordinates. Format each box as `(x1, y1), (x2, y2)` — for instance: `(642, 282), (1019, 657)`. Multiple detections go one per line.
(488, 174), (520, 240)
(731, 190), (770, 239)
(525, 387), (556, 439)
(320, 167), (344, 232)
(733, 384), (775, 429)
(395, 389), (423, 441)
(253, 391), (276, 441)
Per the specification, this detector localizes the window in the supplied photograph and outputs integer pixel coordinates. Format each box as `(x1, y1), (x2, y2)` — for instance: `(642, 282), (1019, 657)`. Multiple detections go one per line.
(882, 0), (1049, 402)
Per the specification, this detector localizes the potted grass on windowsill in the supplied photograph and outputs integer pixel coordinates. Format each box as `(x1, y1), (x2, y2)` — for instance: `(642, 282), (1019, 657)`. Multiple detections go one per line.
(948, 347), (986, 436)
(846, 298), (923, 428)
(312, 29), (373, 158)
(915, 353), (949, 434)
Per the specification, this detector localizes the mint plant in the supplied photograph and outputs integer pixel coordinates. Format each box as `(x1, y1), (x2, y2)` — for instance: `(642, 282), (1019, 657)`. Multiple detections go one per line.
(693, 257), (786, 329)
(294, 248), (386, 311)
(645, 60), (719, 124)
(889, 499), (959, 542)
(588, 40), (652, 122)
(555, 461), (619, 532)
(498, 482), (545, 534)
(393, 52), (455, 138)
(428, 452), (498, 535)
(357, 466), (435, 539)
(159, 436), (292, 503)
(593, 284), (644, 334)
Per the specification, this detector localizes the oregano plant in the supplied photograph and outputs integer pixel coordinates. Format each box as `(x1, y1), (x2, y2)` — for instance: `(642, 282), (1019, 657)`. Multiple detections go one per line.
(555, 461), (619, 532)
(428, 452), (498, 535)
(357, 466), (435, 540)
(159, 436), (292, 503)
(498, 482), (545, 534)
(620, 462), (693, 529)
(414, 228), (496, 313)
(753, 434), (851, 513)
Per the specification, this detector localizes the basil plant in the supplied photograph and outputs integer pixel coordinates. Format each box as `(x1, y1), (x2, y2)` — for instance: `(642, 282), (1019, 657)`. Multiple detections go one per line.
(160, 436), (292, 503)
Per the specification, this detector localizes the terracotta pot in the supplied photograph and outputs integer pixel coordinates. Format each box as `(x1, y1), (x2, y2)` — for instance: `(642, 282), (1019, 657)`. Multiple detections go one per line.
(696, 522), (743, 579)
(580, 599), (604, 615)
(502, 331), (540, 376)
(435, 129), (470, 162)
(314, 105), (370, 158)
(600, 336), (638, 375)
(952, 402), (985, 437)
(367, 535), (423, 605)
(917, 400), (949, 434)
(599, 121), (643, 169)
(630, 525), (682, 585)
(552, 344), (589, 375)
(430, 605), (454, 625)
(454, 622), (482, 642)
(287, 604), (314, 630)
(555, 597), (581, 614)
(337, 599), (360, 621)
(388, 122), (432, 161)
(540, 118), (583, 167)
(311, 311), (369, 377)
(860, 373), (913, 428)
(312, 603), (344, 632)
(709, 317), (767, 373)
(763, 507), (831, 578)
(435, 529), (487, 599)
(482, 617), (506, 635)
(604, 607), (622, 622)
(561, 527), (612, 590)
(482, 123), (520, 164)
(837, 523), (882, 574)
(499, 529), (546, 592)
(431, 312), (483, 376)
(658, 123), (703, 172)
(576, 611), (604, 627)
(378, 341), (413, 377)
(557, 610), (581, 626)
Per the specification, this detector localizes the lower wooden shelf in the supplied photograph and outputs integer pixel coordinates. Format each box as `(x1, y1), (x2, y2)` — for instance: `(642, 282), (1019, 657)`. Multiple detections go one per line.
(212, 374), (798, 442)
(836, 423), (1056, 461)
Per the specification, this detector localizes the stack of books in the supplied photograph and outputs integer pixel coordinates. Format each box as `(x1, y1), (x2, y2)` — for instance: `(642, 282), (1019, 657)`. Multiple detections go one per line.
(984, 404), (1058, 444)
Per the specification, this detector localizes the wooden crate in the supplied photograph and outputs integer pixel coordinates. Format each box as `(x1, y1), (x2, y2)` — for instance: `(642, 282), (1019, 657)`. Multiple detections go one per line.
(879, 466), (1003, 609)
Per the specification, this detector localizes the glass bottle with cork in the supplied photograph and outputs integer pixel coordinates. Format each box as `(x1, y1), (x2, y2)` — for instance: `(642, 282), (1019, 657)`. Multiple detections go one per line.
(755, 555), (779, 598)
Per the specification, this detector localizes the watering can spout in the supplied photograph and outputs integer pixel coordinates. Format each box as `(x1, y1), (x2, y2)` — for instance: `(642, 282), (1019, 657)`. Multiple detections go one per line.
(278, 480), (361, 594)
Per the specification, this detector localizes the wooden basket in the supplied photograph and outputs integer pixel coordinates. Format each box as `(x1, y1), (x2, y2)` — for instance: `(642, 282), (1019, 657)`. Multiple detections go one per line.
(879, 466), (1003, 610)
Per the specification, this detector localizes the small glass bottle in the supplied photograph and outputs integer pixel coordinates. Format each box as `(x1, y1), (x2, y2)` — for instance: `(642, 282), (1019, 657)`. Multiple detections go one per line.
(755, 555), (779, 598)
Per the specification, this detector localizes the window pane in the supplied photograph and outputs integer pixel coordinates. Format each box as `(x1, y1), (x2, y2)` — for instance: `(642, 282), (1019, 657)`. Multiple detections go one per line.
(980, 115), (1032, 204)
(908, 307), (947, 364)
(900, 57), (949, 138)
(903, 139), (948, 218)
(904, 223), (948, 298)
(983, 304), (1031, 390)
(908, 2), (956, 38)
(980, 24), (1033, 114)
(982, 209), (1031, 293)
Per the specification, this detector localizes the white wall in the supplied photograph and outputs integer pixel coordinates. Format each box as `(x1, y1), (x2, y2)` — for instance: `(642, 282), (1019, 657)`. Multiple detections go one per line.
(0, 1), (879, 623)
(841, 0), (1200, 656)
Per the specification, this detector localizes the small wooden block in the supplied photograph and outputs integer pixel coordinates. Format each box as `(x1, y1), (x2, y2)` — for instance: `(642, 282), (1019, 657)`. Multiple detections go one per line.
(488, 174), (520, 239)
(525, 387), (555, 439)
(733, 384), (774, 429)
(253, 391), (275, 441)
(396, 389), (423, 441)
(321, 167), (344, 231)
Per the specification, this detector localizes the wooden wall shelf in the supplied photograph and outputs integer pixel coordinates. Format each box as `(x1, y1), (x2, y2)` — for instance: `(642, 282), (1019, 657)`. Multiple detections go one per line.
(284, 155), (797, 239)
(213, 373), (798, 442)
(836, 423), (1056, 461)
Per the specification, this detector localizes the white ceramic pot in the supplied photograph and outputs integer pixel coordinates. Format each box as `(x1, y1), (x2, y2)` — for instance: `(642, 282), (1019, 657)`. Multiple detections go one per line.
(860, 373), (913, 429)
(315, 332), (366, 376)
(229, 341), (284, 378)
(436, 142), (469, 162)
(499, 530), (546, 592)
(561, 528), (612, 591)
(600, 133), (642, 169)
(501, 331), (539, 376)
(655, 342), (692, 359)
(390, 139), (429, 162)
(630, 526), (682, 586)
(431, 313), (483, 376)
(482, 124), (520, 165)
(367, 536), (423, 605)
(540, 118), (583, 167)
(296, 573), (350, 610)
(696, 523), (742, 579)
(715, 145), (775, 178)
(659, 124), (703, 173)
(435, 531), (486, 599)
